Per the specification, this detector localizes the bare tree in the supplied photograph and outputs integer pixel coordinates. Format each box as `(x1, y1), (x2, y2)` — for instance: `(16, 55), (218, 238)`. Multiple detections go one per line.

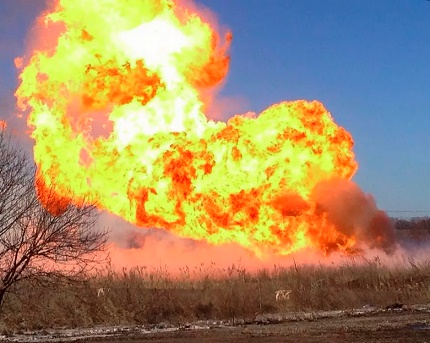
(0, 130), (109, 310)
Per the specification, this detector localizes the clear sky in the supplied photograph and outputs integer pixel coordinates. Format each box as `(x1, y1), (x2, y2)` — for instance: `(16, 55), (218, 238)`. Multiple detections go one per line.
(0, 0), (429, 217)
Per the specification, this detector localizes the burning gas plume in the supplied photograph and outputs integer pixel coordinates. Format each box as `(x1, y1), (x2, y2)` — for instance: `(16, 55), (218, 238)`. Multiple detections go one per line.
(15, 0), (396, 257)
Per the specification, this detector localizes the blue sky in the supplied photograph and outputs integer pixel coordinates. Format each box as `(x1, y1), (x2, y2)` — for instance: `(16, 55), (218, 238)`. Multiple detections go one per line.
(0, 0), (429, 216)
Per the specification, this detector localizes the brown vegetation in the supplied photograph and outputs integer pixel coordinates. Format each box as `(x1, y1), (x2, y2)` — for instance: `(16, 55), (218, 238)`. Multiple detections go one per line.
(1, 256), (430, 331)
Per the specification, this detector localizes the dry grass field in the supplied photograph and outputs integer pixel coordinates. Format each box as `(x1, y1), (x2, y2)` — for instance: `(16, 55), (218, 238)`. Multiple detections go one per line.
(1, 251), (430, 333)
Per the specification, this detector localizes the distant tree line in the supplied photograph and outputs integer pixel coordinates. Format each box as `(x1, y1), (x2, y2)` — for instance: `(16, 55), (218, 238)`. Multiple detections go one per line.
(392, 217), (430, 241)
(394, 217), (430, 231)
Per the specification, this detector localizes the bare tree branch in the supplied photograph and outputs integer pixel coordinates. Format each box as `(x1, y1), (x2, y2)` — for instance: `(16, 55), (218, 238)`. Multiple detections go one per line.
(0, 129), (109, 309)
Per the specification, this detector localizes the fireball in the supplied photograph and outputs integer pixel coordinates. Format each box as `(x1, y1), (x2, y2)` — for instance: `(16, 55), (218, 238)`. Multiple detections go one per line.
(15, 0), (395, 257)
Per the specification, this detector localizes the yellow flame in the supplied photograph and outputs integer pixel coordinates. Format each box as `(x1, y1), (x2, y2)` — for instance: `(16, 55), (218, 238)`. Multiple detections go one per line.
(16, 0), (360, 257)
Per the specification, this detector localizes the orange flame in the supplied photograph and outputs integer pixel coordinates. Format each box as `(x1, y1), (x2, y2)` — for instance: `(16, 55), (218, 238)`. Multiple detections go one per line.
(15, 0), (395, 257)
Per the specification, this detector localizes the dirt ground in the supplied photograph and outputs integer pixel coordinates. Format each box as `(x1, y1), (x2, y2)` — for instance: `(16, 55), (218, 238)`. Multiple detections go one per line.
(3, 308), (430, 343)
(93, 312), (430, 343)
(82, 310), (430, 343)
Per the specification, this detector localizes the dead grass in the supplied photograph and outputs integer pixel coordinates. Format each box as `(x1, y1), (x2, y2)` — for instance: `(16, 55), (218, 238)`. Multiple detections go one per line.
(1, 257), (430, 330)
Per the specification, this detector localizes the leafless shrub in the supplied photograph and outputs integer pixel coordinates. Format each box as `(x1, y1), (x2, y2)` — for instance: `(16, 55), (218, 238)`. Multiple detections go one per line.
(0, 130), (109, 311)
